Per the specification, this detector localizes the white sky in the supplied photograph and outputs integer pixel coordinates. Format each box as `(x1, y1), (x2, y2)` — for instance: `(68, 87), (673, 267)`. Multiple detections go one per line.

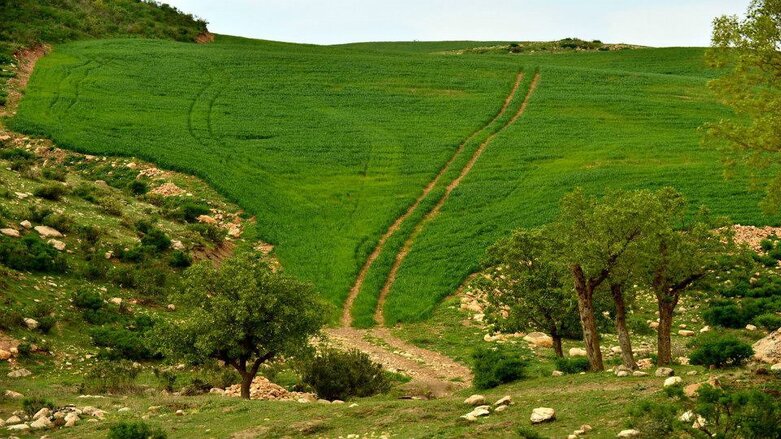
(163, 0), (749, 47)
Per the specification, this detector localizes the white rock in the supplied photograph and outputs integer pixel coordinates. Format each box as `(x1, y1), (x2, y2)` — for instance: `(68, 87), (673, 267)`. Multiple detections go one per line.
(175, 409), (184, 416)
(63, 413), (79, 427)
(753, 329), (781, 364)
(20, 220), (32, 229)
(632, 371), (648, 377)
(32, 408), (50, 420)
(5, 415), (22, 425)
(171, 240), (185, 251)
(530, 407), (555, 424)
(0, 228), (20, 238)
(464, 394), (486, 406)
(48, 239), (65, 251)
(118, 407), (130, 412)
(649, 321), (659, 329)
(552, 370), (564, 377)
(700, 326), (710, 333)
(494, 396), (512, 406)
(109, 297), (122, 305)
(569, 348), (587, 357)
(34, 225), (62, 238)
(494, 405), (508, 413)
(4, 390), (23, 398)
(664, 376), (683, 387)
(0, 349), (11, 360)
(524, 332), (553, 348)
(29, 416), (51, 430)
(167, 304), (176, 311)
(23, 318), (39, 329)
(678, 330), (695, 337)
(655, 367), (674, 377)
(6, 423), (30, 431)
(616, 429), (640, 438)
(616, 370), (630, 377)
(771, 363), (781, 372)
(746, 324), (757, 331)
(7, 368), (32, 378)
(610, 346), (623, 354)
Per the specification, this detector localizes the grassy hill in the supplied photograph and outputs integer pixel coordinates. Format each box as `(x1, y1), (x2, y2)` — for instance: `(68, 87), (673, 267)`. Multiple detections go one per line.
(10, 37), (778, 326)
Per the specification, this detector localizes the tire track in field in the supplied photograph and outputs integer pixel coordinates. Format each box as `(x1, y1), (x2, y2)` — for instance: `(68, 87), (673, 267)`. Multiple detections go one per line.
(186, 63), (215, 148)
(373, 72), (540, 325)
(340, 71), (525, 326)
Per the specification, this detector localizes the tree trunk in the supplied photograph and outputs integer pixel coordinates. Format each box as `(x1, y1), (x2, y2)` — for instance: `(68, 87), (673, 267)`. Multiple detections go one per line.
(240, 372), (252, 399)
(611, 284), (636, 369)
(550, 325), (564, 357)
(572, 266), (604, 371)
(657, 298), (675, 366)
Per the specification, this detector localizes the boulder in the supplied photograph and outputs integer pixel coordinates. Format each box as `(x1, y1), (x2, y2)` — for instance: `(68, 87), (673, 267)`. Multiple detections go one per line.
(6, 423), (30, 432)
(23, 318), (39, 329)
(34, 225), (62, 238)
(552, 370), (564, 377)
(4, 390), (23, 398)
(530, 407), (555, 424)
(63, 413), (79, 427)
(461, 406), (490, 421)
(655, 367), (674, 377)
(29, 416), (52, 430)
(678, 330), (696, 337)
(753, 329), (781, 364)
(616, 429), (640, 438)
(494, 405), (508, 413)
(524, 332), (553, 348)
(632, 371), (648, 377)
(0, 349), (11, 360)
(109, 297), (122, 305)
(684, 383), (702, 398)
(771, 363), (781, 372)
(463, 394), (485, 406)
(700, 326), (710, 333)
(20, 220), (32, 229)
(569, 347), (587, 357)
(745, 324), (757, 331)
(636, 358), (654, 370)
(33, 408), (50, 420)
(0, 228), (20, 238)
(5, 415), (22, 424)
(614, 365), (632, 377)
(167, 304), (176, 311)
(664, 376), (682, 387)
(649, 321), (659, 329)
(610, 346), (623, 354)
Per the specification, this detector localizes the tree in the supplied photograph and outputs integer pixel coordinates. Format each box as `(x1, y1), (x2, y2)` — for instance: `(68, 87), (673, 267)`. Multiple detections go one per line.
(640, 208), (733, 365)
(481, 228), (577, 357)
(605, 274), (638, 369)
(705, 0), (781, 212)
(153, 253), (327, 399)
(552, 188), (671, 371)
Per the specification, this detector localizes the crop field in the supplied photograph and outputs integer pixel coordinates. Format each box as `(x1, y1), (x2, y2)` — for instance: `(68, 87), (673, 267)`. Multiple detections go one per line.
(12, 37), (778, 325)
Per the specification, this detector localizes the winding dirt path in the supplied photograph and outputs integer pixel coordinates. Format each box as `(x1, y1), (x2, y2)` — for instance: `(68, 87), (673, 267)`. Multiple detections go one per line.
(374, 72), (541, 325)
(341, 71), (525, 326)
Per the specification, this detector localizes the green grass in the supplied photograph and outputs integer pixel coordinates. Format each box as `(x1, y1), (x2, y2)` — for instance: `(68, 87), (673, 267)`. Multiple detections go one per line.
(11, 38), (778, 324)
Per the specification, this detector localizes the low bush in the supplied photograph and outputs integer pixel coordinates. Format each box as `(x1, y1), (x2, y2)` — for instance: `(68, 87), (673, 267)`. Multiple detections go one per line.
(77, 224), (102, 245)
(695, 385), (781, 438)
(517, 427), (547, 439)
(34, 183), (69, 201)
(190, 223), (226, 243)
(73, 182), (100, 203)
(169, 250), (192, 268)
(0, 234), (67, 273)
(140, 227), (171, 252)
(703, 297), (781, 328)
(107, 421), (167, 439)
(80, 360), (140, 394)
(0, 305), (23, 330)
(177, 202), (210, 223)
(754, 313), (781, 331)
(302, 349), (391, 401)
(22, 397), (54, 417)
(41, 166), (67, 182)
(73, 289), (103, 310)
(99, 197), (124, 217)
(689, 333), (753, 368)
(472, 346), (527, 389)
(152, 368), (178, 392)
(42, 212), (74, 233)
(90, 326), (155, 361)
(36, 316), (56, 334)
(128, 180), (148, 196)
(554, 356), (590, 374)
(627, 400), (677, 438)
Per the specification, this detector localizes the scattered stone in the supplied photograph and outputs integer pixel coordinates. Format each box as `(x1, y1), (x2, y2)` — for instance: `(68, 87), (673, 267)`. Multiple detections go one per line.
(655, 367), (674, 377)
(47, 239), (65, 251)
(530, 407), (555, 424)
(745, 324), (757, 331)
(4, 390), (23, 398)
(221, 376), (315, 401)
(494, 405), (508, 413)
(109, 297), (122, 305)
(700, 326), (710, 333)
(677, 357), (690, 366)
(0, 228), (20, 238)
(678, 330), (695, 337)
(117, 407), (130, 412)
(23, 318), (39, 329)
(5, 415), (22, 425)
(753, 329), (781, 364)
(175, 410), (184, 416)
(664, 376), (683, 387)
(636, 358), (654, 370)
(684, 383), (702, 398)
(7, 368), (31, 378)
(616, 429), (640, 438)
(0, 349), (11, 360)
(464, 394), (486, 406)
(171, 240), (185, 251)
(32, 408), (50, 420)
(29, 416), (51, 430)
(687, 371), (698, 376)
(6, 423), (30, 432)
(494, 396), (512, 406)
(150, 182), (184, 197)
(524, 332), (553, 348)
(632, 371), (648, 377)
(167, 304), (176, 311)
(197, 215), (218, 225)
(610, 346), (623, 354)
(552, 370), (564, 377)
(771, 363), (781, 372)
(34, 225), (62, 238)
(461, 406), (490, 421)
(569, 347), (588, 357)
(616, 370), (630, 377)
(19, 220), (32, 229)
(104, 251), (113, 260)
(649, 321), (659, 329)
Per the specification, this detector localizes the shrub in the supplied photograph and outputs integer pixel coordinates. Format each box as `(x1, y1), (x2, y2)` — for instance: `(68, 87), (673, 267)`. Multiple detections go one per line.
(140, 227), (171, 252)
(178, 202), (210, 223)
(696, 385), (781, 438)
(627, 400), (677, 438)
(22, 397), (54, 417)
(169, 250), (192, 268)
(90, 327), (155, 361)
(99, 197), (124, 216)
(77, 224), (102, 245)
(302, 349), (390, 401)
(107, 421), (167, 439)
(134, 267), (168, 299)
(41, 166), (67, 182)
(181, 377), (212, 396)
(517, 427), (547, 439)
(754, 313), (781, 331)
(704, 298), (781, 328)
(554, 356), (590, 374)
(128, 180), (148, 196)
(0, 234), (67, 273)
(81, 361), (140, 394)
(153, 368), (178, 392)
(689, 333), (753, 368)
(752, 253), (778, 267)
(628, 315), (655, 336)
(0, 305), (23, 330)
(37, 316), (56, 334)
(42, 212), (73, 233)
(472, 346), (527, 389)
(73, 182), (99, 203)
(190, 223), (226, 243)
(34, 183), (68, 201)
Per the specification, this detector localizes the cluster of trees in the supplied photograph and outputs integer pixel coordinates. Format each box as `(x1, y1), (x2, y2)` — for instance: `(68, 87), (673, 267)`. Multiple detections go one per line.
(482, 188), (735, 371)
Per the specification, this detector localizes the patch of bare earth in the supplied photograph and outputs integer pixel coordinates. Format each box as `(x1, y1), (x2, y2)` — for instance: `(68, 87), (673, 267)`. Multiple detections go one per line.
(1, 44), (50, 117)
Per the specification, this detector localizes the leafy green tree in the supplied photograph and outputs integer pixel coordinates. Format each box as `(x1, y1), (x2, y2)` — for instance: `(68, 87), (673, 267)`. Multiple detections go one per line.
(481, 228), (576, 357)
(706, 0), (781, 212)
(552, 188), (673, 371)
(153, 254), (327, 399)
(639, 207), (734, 365)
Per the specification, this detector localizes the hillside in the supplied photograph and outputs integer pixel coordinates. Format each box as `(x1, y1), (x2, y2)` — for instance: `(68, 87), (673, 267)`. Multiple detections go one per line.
(9, 37), (777, 327)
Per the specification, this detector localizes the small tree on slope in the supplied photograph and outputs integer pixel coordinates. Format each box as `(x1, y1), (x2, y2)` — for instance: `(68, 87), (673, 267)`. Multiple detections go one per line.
(153, 253), (327, 399)
(481, 228), (577, 357)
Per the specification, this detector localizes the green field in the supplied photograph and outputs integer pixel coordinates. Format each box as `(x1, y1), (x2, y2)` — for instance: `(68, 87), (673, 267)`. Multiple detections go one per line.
(11, 37), (777, 324)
